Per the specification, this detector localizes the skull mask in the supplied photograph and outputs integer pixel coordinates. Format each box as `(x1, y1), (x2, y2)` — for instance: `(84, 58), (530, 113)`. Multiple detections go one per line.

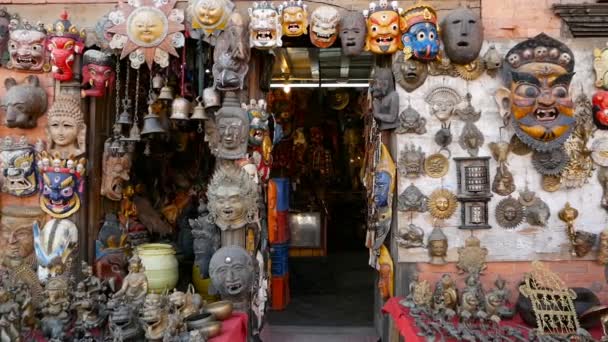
(7, 17), (47, 71)
(309, 6), (339, 48)
(440, 7), (483, 65)
(248, 1), (282, 49)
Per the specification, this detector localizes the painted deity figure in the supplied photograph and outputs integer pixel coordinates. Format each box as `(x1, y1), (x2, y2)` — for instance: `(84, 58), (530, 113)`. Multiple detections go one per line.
(81, 50), (115, 98)
(37, 151), (86, 218)
(371, 67), (399, 131)
(400, 1), (440, 61)
(280, 0), (307, 38)
(213, 13), (250, 91)
(309, 6), (339, 48)
(7, 16), (47, 71)
(209, 246), (254, 312)
(363, 0), (403, 55)
(45, 95), (87, 159)
(2, 76), (47, 129)
(188, 0), (235, 43)
(440, 7), (483, 65)
(46, 11), (85, 82)
(495, 33), (576, 152)
(245, 99), (272, 182)
(33, 219), (79, 282)
(207, 165), (258, 248)
(340, 11), (367, 57)
(248, 2), (282, 49)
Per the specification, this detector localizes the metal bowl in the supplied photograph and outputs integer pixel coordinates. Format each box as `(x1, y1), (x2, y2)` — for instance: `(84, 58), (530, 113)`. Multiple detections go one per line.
(185, 312), (215, 331)
(199, 321), (222, 338)
(204, 300), (233, 321)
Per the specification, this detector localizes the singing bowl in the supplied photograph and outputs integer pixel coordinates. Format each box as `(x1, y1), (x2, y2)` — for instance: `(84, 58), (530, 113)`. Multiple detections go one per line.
(199, 321), (222, 338)
(185, 312), (215, 331)
(204, 300), (233, 321)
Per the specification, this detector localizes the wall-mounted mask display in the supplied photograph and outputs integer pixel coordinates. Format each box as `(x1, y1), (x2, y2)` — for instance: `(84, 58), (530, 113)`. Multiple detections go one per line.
(187, 0), (235, 44)
(81, 50), (115, 98)
(428, 188), (457, 220)
(0, 205), (44, 268)
(248, 2), (282, 49)
(339, 11), (366, 56)
(496, 33), (575, 152)
(440, 7), (482, 65)
(45, 95), (86, 159)
(459, 122), (484, 157)
(213, 13), (250, 90)
(7, 17), (47, 71)
(0, 136), (36, 197)
(100, 146), (131, 202)
(107, 0), (185, 69)
(398, 183), (428, 213)
(456, 235), (487, 275)
(400, 1), (439, 61)
(37, 151), (86, 218)
(427, 227), (447, 265)
(592, 91), (608, 130)
(398, 143), (424, 178)
(425, 86), (461, 122)
(362, 0), (402, 55)
(33, 218), (78, 282)
(395, 104), (426, 134)
(371, 67), (399, 130)
(395, 223), (424, 248)
(531, 148), (569, 175)
(594, 45), (608, 90)
(392, 51), (428, 92)
(495, 196), (524, 229)
(46, 11), (85, 82)
(2, 75), (47, 129)
(309, 6), (339, 48)
(209, 246), (254, 311)
(280, 0), (308, 38)
(214, 92), (249, 160)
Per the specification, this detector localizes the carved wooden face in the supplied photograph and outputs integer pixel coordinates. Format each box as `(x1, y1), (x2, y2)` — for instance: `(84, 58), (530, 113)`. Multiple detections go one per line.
(340, 12), (366, 56)
(218, 117), (248, 156)
(281, 4), (307, 37)
(101, 151), (131, 202)
(2, 75), (48, 129)
(248, 3), (281, 49)
(309, 6), (339, 48)
(8, 27), (46, 71)
(365, 10), (401, 54)
(41, 170), (81, 218)
(393, 54), (428, 92)
(0, 210), (40, 261)
(440, 7), (482, 65)
(0, 145), (37, 197)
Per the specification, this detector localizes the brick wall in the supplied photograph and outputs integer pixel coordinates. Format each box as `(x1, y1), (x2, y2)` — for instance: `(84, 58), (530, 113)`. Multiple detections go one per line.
(481, 0), (564, 39)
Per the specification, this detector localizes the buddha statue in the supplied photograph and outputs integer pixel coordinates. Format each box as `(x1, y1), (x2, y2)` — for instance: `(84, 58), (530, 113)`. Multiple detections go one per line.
(45, 95), (86, 159)
(427, 227), (448, 265)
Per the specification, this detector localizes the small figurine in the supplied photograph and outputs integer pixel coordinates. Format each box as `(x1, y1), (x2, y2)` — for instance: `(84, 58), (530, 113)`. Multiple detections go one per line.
(599, 228), (608, 265)
(558, 202), (579, 257)
(371, 67), (399, 131)
(40, 276), (71, 341)
(432, 274), (458, 311)
(169, 286), (203, 321)
(0, 286), (20, 342)
(111, 254), (148, 307)
(428, 227), (448, 265)
(485, 277), (515, 319)
(573, 231), (597, 258)
(460, 273), (485, 318)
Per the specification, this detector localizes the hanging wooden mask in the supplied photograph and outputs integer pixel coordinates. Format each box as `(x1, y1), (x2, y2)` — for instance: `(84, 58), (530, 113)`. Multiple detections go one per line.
(187, 0), (235, 44)
(362, 0), (403, 55)
(7, 17), (47, 71)
(400, 1), (440, 62)
(495, 33), (575, 152)
(594, 45), (608, 90)
(339, 11), (366, 56)
(214, 92), (249, 160)
(248, 1), (282, 49)
(81, 50), (115, 98)
(392, 51), (428, 92)
(0, 136), (37, 197)
(37, 151), (86, 219)
(46, 11), (86, 82)
(440, 7), (483, 65)
(280, 0), (308, 38)
(309, 6), (339, 48)
(2, 75), (48, 129)
(106, 0), (185, 69)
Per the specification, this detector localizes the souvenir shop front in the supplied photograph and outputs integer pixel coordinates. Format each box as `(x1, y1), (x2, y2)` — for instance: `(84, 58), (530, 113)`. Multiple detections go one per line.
(4, 0), (608, 341)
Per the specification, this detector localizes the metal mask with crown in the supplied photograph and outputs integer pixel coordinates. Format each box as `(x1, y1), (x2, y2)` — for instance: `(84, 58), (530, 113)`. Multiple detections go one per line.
(400, 0), (440, 62)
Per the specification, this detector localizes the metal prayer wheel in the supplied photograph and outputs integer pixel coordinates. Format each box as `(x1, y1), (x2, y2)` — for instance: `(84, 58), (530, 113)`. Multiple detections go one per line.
(159, 85), (174, 100)
(140, 107), (166, 135)
(191, 97), (208, 120)
(170, 97), (191, 120)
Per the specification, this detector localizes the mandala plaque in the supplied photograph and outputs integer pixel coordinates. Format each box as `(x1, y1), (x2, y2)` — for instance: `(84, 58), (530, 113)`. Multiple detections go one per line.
(428, 188), (458, 220)
(424, 152), (449, 178)
(532, 148), (569, 176)
(495, 196), (524, 229)
(456, 235), (487, 275)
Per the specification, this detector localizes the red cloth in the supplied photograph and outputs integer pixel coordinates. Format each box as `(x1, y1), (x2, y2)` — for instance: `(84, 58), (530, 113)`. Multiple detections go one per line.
(382, 297), (604, 341)
(210, 312), (248, 342)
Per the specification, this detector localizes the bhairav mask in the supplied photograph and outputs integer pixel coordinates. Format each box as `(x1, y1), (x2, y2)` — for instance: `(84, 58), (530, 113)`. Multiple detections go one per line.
(214, 92), (249, 159)
(400, 1), (440, 61)
(496, 33), (575, 152)
(100, 146), (131, 202)
(248, 2), (282, 49)
(2, 75), (48, 129)
(7, 17), (47, 71)
(280, 0), (308, 37)
(392, 51), (428, 92)
(0, 136), (37, 197)
(371, 67), (399, 130)
(207, 165), (258, 231)
(209, 246), (254, 311)
(37, 151), (86, 219)
(45, 95), (86, 159)
(440, 7), (482, 65)
(339, 11), (366, 56)
(188, 0), (235, 43)
(33, 218), (78, 282)
(0, 205), (44, 267)
(81, 50), (115, 98)
(214, 13), (250, 90)
(46, 11), (85, 82)
(593, 91), (608, 130)
(594, 45), (608, 90)
(363, 0), (403, 55)
(309, 6), (339, 48)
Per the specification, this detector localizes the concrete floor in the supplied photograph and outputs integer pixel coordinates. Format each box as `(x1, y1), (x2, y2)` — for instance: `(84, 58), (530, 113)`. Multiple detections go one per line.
(260, 325), (380, 342)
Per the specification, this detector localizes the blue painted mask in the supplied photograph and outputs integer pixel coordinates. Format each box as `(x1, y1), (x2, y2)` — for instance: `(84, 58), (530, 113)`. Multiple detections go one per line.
(38, 153), (86, 219)
(401, 22), (440, 61)
(374, 171), (391, 208)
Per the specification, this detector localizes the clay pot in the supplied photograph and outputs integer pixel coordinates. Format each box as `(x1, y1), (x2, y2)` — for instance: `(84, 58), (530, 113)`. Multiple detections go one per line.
(137, 243), (179, 293)
(185, 312), (215, 331)
(204, 300), (233, 321)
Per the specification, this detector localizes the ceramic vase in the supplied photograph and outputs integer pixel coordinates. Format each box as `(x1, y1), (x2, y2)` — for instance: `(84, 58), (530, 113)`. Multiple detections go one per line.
(137, 243), (179, 293)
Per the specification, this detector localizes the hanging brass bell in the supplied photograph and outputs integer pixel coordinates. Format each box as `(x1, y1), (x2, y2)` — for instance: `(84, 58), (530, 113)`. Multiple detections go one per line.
(158, 85), (173, 100)
(121, 123), (141, 142)
(191, 97), (208, 120)
(170, 97), (191, 120)
(110, 139), (122, 154)
(116, 110), (132, 125)
(203, 87), (221, 109)
(140, 106), (166, 135)
(152, 74), (165, 89)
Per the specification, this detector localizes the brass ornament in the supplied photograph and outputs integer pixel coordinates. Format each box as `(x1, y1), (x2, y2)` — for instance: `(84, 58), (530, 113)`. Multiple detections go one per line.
(458, 122), (484, 157)
(573, 231), (596, 258)
(425, 86), (462, 122)
(395, 223), (424, 248)
(428, 188), (458, 220)
(598, 227), (608, 265)
(532, 148), (569, 176)
(412, 280), (433, 307)
(492, 166), (515, 196)
(518, 261), (581, 336)
(434, 122), (453, 149)
(395, 104), (427, 134)
(519, 188), (551, 226)
(454, 93), (481, 123)
(424, 152), (449, 178)
(495, 196), (524, 229)
(432, 274), (458, 311)
(542, 175), (561, 192)
(398, 144), (425, 178)
(562, 92), (595, 188)
(558, 202), (579, 256)
(427, 227), (448, 265)
(454, 58), (485, 81)
(456, 235), (487, 275)
(428, 51), (458, 77)
(509, 133), (531, 156)
(398, 183), (428, 213)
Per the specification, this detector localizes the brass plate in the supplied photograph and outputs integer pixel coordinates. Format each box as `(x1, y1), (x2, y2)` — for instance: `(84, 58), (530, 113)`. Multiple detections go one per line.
(424, 153), (449, 178)
(542, 175), (561, 192)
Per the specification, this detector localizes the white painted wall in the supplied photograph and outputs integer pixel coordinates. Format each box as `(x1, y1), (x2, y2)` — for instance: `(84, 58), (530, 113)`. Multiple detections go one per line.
(396, 39), (608, 263)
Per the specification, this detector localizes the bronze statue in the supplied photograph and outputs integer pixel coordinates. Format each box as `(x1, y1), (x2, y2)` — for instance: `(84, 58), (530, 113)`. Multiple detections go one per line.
(371, 67), (399, 131)
(112, 254), (148, 306)
(428, 227), (448, 265)
(0, 286), (20, 342)
(432, 274), (458, 311)
(40, 276), (71, 341)
(485, 277), (515, 319)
